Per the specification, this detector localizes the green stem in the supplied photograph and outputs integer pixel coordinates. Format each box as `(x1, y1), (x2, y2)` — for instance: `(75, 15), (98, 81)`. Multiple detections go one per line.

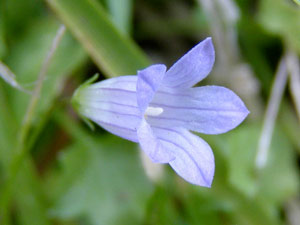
(255, 55), (288, 169)
(286, 49), (300, 122)
(0, 25), (66, 224)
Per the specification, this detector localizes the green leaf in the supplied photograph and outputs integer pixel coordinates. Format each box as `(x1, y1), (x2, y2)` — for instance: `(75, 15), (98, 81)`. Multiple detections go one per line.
(47, 0), (150, 77)
(0, 1), (6, 58)
(293, 0), (300, 6)
(0, 84), (17, 154)
(227, 125), (258, 197)
(3, 0), (45, 41)
(14, 159), (51, 225)
(227, 123), (299, 204)
(257, 130), (299, 204)
(49, 139), (153, 225)
(182, 182), (281, 225)
(5, 17), (87, 123)
(258, 0), (300, 54)
(0, 17), (87, 224)
(144, 185), (194, 225)
(106, 0), (133, 34)
(47, 111), (153, 225)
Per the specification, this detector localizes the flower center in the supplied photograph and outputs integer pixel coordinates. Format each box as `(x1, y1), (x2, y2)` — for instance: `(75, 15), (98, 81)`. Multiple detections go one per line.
(144, 106), (163, 118)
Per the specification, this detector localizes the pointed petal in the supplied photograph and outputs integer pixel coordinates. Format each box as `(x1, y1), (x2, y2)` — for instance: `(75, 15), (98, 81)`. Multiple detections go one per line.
(137, 64), (166, 112)
(76, 76), (141, 142)
(137, 118), (175, 163)
(151, 126), (215, 187)
(148, 85), (249, 134)
(163, 38), (215, 88)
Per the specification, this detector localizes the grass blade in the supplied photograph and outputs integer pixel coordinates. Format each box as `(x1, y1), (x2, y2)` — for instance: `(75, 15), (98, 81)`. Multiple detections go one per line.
(47, 0), (150, 77)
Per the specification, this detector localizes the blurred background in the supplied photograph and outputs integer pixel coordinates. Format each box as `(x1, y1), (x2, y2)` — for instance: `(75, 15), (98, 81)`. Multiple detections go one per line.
(0, 0), (300, 224)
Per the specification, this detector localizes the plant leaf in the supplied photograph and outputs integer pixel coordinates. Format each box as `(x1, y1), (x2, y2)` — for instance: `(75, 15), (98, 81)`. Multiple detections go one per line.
(46, 111), (153, 225)
(258, 0), (300, 54)
(227, 124), (299, 204)
(47, 0), (150, 77)
(106, 0), (133, 34)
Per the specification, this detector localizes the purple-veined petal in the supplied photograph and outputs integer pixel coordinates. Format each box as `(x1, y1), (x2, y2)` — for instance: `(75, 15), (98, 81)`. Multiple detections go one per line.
(162, 38), (215, 89)
(151, 126), (215, 187)
(137, 118), (175, 163)
(76, 76), (141, 142)
(137, 64), (166, 112)
(147, 85), (249, 134)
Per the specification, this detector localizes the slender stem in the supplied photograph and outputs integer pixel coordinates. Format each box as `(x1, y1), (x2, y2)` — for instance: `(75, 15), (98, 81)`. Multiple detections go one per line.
(286, 50), (300, 122)
(197, 0), (240, 72)
(197, 0), (227, 67)
(0, 25), (65, 224)
(20, 25), (66, 144)
(255, 56), (288, 169)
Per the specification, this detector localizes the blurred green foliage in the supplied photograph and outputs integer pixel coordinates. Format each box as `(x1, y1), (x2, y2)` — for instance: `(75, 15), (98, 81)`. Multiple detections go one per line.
(0, 0), (299, 225)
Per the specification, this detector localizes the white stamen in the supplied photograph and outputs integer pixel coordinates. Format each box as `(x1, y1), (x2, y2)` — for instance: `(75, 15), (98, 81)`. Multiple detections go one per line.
(145, 106), (163, 117)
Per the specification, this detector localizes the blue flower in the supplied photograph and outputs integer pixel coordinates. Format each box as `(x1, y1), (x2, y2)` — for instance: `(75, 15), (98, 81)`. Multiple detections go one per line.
(73, 38), (249, 187)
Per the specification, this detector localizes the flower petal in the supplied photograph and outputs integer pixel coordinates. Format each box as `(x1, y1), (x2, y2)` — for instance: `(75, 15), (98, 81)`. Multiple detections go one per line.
(76, 76), (141, 142)
(162, 37), (215, 88)
(137, 64), (166, 112)
(148, 85), (249, 134)
(137, 118), (175, 163)
(151, 126), (215, 187)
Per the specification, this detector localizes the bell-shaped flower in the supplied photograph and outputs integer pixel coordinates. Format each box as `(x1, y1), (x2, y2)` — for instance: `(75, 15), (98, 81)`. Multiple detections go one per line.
(72, 38), (249, 187)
